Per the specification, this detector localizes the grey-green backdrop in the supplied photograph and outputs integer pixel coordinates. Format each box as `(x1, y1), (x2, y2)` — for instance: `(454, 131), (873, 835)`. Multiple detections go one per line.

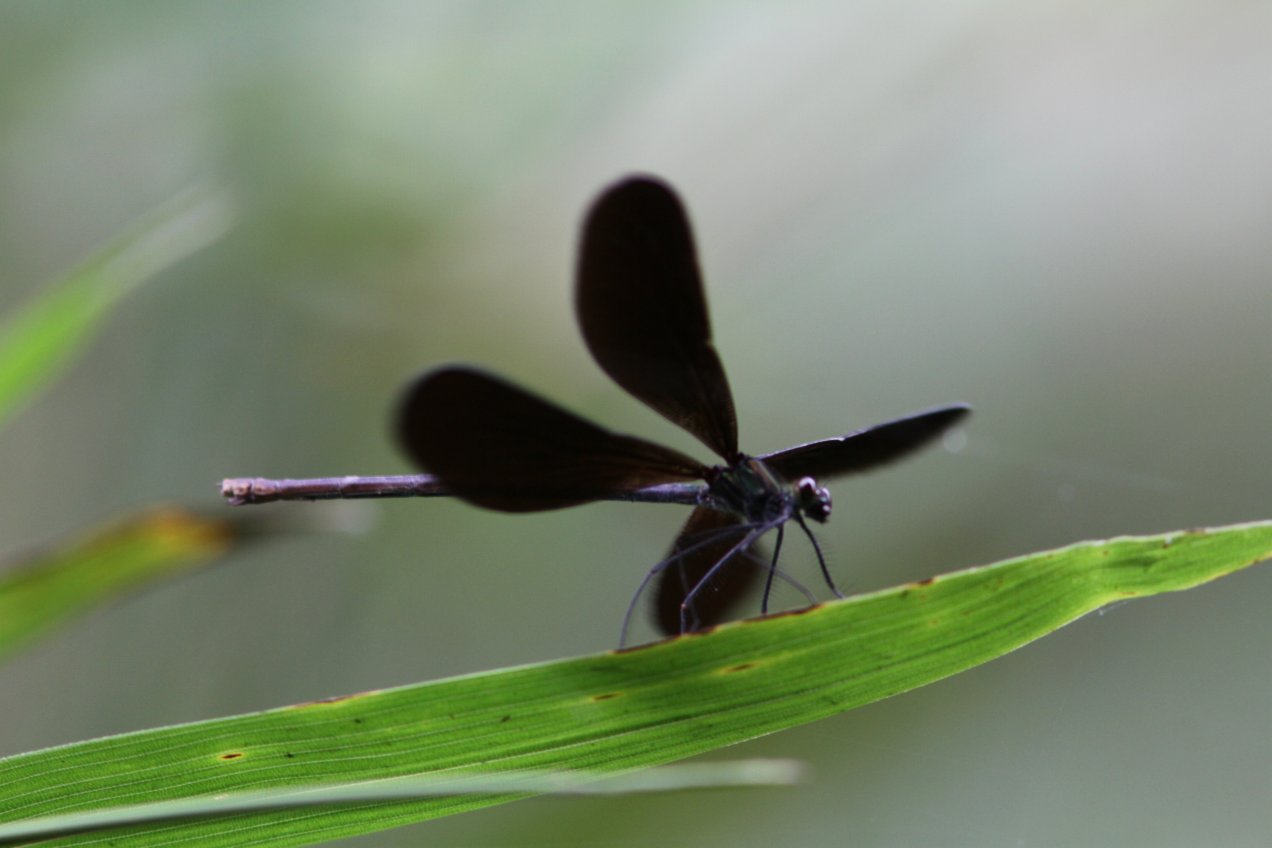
(1, 3), (1268, 845)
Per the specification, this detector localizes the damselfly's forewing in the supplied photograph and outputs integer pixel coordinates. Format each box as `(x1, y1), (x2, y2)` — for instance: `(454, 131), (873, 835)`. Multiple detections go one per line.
(576, 178), (739, 461)
(761, 405), (969, 481)
(397, 367), (705, 512)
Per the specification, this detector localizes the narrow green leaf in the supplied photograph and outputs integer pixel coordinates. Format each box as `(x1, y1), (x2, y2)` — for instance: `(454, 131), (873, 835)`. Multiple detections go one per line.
(1, 520), (1268, 847)
(0, 186), (232, 429)
(0, 509), (236, 660)
(0, 760), (804, 844)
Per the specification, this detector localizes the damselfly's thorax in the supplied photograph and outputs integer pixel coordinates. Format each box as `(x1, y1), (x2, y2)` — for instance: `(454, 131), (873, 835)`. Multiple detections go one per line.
(705, 457), (833, 525)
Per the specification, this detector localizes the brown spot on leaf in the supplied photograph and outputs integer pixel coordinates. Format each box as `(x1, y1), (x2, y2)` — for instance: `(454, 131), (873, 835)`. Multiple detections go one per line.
(592, 692), (622, 701)
(219, 752), (244, 761)
(290, 689), (378, 709)
(765, 603), (822, 622)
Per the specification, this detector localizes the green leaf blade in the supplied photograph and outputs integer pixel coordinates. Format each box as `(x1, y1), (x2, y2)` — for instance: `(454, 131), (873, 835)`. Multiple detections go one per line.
(0, 520), (1268, 846)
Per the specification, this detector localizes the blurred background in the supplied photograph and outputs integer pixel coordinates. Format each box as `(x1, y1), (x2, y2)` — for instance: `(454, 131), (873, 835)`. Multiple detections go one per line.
(1, 2), (1269, 845)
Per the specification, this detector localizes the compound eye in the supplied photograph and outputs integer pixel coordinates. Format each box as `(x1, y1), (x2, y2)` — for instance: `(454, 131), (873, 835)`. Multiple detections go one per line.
(797, 477), (832, 523)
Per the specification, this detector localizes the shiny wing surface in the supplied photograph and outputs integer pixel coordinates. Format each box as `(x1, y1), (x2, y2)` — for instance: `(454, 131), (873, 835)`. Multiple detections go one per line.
(576, 176), (739, 460)
(397, 366), (707, 512)
(761, 405), (970, 481)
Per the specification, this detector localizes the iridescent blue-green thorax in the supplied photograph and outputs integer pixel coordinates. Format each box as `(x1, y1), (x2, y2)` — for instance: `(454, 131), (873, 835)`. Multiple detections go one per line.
(704, 456), (833, 526)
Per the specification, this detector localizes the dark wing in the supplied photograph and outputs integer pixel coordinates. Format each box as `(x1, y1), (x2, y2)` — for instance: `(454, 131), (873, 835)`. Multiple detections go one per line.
(761, 405), (970, 482)
(653, 506), (765, 635)
(576, 176), (739, 461)
(396, 366), (707, 512)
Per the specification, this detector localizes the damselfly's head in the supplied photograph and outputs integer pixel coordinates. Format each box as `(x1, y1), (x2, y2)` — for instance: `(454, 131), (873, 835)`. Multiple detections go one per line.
(795, 477), (832, 523)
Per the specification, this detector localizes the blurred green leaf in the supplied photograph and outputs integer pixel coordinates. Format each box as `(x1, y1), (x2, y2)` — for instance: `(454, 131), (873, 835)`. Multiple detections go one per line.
(0, 519), (1267, 847)
(0, 186), (232, 430)
(0, 759), (804, 844)
(0, 508), (238, 661)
